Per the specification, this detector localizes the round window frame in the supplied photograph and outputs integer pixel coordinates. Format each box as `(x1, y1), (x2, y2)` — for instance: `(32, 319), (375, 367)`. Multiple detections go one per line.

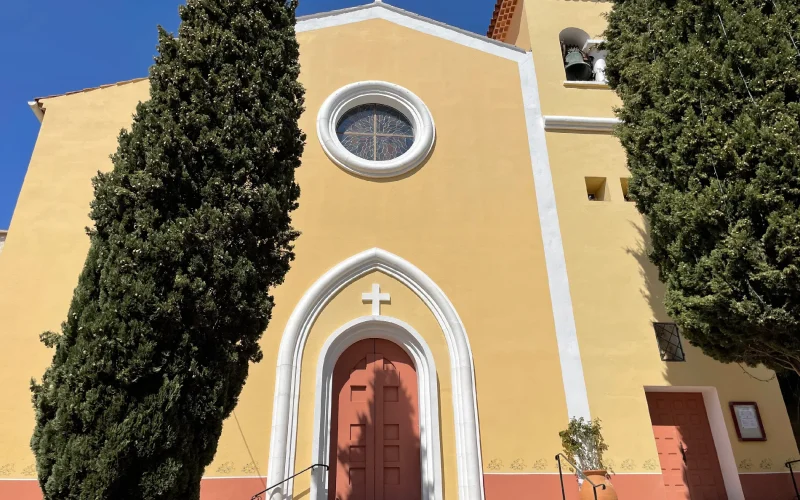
(317, 81), (435, 178)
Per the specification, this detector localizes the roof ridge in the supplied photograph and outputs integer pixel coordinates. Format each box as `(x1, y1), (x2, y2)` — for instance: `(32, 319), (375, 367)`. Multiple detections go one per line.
(298, 1), (525, 54)
(296, 1), (375, 22)
(32, 1), (524, 112)
(34, 77), (149, 102)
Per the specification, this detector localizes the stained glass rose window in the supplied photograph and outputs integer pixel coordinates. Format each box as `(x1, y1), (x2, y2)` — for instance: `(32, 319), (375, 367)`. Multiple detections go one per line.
(336, 104), (415, 161)
(318, 81), (435, 178)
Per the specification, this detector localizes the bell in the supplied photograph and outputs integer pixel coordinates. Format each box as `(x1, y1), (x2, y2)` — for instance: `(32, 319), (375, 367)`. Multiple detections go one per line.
(564, 48), (593, 81)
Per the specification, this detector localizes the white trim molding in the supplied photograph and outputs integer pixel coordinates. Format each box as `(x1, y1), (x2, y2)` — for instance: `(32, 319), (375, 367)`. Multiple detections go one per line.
(311, 316), (443, 500)
(582, 39), (606, 52)
(317, 81), (435, 178)
(562, 81), (611, 89)
(28, 101), (44, 122)
(296, 3), (525, 60)
(543, 115), (621, 133)
(519, 59), (591, 419)
(267, 248), (484, 500)
(645, 386), (745, 499)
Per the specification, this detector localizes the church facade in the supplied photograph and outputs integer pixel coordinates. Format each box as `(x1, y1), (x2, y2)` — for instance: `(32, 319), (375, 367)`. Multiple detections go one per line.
(1, 1), (798, 499)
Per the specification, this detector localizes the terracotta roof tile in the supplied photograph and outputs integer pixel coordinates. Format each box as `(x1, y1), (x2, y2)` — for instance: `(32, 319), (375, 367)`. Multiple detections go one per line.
(487, 0), (520, 41)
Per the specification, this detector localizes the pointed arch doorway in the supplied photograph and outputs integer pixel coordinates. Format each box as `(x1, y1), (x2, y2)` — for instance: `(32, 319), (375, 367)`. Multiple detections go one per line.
(330, 338), (422, 500)
(271, 248), (483, 500)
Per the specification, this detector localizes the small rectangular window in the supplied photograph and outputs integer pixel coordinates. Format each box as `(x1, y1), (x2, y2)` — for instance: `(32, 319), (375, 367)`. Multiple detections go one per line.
(585, 177), (608, 201)
(621, 178), (632, 202)
(654, 323), (685, 361)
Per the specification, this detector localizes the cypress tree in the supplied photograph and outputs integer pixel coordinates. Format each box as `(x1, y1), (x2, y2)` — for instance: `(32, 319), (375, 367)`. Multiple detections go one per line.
(30, 0), (304, 498)
(604, 0), (800, 373)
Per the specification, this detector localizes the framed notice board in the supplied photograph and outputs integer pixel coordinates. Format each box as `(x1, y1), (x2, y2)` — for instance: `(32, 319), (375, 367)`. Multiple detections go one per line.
(730, 402), (766, 441)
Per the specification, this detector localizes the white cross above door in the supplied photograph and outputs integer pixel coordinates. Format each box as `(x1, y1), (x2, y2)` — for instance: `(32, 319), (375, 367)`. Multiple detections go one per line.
(362, 283), (390, 315)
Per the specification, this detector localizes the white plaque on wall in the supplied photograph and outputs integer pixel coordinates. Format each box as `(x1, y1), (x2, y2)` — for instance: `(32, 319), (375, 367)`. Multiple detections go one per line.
(730, 402), (766, 441)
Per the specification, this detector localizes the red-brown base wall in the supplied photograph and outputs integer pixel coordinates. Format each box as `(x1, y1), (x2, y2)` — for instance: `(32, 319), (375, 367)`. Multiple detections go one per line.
(4, 472), (800, 498)
(740, 472), (800, 500)
(0, 477), (268, 500)
(483, 472), (800, 499)
(0, 480), (43, 500)
(483, 473), (665, 500)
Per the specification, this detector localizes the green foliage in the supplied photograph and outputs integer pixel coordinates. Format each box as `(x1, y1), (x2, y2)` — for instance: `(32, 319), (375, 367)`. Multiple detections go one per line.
(30, 0), (304, 498)
(559, 417), (608, 471)
(604, 0), (800, 373)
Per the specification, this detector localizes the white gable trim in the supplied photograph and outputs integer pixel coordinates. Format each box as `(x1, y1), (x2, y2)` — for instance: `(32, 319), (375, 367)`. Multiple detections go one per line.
(296, 3), (525, 61)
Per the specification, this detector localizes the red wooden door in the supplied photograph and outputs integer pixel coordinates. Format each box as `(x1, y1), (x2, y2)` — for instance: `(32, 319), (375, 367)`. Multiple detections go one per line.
(647, 392), (727, 500)
(329, 339), (421, 500)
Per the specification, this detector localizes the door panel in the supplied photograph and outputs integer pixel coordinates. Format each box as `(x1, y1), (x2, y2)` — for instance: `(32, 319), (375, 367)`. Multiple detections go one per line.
(647, 392), (727, 500)
(331, 340), (375, 500)
(374, 339), (420, 500)
(330, 339), (421, 500)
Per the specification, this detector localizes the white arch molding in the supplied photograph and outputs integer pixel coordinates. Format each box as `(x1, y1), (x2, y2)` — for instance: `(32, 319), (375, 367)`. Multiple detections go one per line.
(311, 316), (443, 500)
(267, 248), (485, 500)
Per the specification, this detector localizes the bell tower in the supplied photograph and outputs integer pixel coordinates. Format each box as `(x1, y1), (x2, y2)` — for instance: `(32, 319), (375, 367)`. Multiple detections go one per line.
(486, 0), (617, 116)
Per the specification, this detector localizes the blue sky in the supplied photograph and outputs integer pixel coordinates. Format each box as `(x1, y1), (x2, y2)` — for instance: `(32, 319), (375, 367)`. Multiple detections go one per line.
(0, 0), (495, 229)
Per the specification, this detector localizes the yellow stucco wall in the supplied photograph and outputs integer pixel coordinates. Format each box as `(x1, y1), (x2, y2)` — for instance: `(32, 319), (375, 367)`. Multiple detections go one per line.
(235, 17), (569, 480)
(0, 17), (571, 485)
(544, 131), (798, 473)
(519, 0), (799, 475)
(0, 82), (152, 478)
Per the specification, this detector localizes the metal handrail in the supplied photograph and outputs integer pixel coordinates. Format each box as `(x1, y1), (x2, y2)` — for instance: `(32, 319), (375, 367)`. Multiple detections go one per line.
(251, 463), (329, 500)
(555, 453), (607, 500)
(786, 459), (800, 499)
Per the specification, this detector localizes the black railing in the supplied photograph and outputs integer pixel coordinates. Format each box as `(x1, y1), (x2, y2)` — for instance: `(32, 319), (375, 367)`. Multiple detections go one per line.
(555, 453), (606, 500)
(786, 459), (800, 499)
(251, 463), (329, 500)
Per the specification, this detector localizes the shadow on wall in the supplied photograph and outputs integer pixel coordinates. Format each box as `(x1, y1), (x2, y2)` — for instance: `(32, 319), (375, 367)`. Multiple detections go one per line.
(435, 374), (446, 500)
(329, 339), (426, 500)
(626, 221), (800, 500)
(626, 221), (723, 499)
(778, 373), (800, 453)
(625, 221), (670, 326)
(627, 218), (785, 386)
